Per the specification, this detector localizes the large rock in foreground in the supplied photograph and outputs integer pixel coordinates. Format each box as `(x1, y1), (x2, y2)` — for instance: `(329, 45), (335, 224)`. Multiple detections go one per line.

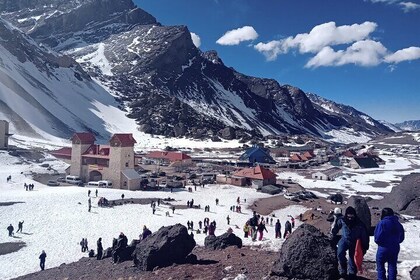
(348, 196), (371, 233)
(132, 224), (195, 271)
(381, 173), (420, 218)
(411, 266), (420, 280)
(204, 232), (242, 250)
(271, 224), (339, 280)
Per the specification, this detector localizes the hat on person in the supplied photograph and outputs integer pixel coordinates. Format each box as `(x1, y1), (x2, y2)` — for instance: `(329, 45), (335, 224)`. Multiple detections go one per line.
(334, 207), (342, 215)
(345, 206), (356, 216)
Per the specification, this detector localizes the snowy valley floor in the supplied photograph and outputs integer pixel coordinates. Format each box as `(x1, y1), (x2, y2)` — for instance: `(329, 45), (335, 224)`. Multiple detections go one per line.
(0, 151), (419, 279)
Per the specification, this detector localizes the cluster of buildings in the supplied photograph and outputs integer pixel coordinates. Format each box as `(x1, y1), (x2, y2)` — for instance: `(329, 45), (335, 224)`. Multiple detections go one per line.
(48, 130), (390, 190)
(0, 120), (12, 150)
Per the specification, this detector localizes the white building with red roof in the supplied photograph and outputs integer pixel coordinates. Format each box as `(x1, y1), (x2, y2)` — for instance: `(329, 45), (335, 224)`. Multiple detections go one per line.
(51, 132), (141, 190)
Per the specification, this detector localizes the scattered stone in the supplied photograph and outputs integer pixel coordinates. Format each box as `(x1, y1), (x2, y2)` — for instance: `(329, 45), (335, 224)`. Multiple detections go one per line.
(132, 224), (196, 271)
(204, 232), (242, 250)
(271, 224), (339, 280)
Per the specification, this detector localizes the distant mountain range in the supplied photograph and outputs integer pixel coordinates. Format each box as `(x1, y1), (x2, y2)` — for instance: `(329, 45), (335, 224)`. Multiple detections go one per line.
(394, 120), (420, 131)
(0, 0), (394, 143)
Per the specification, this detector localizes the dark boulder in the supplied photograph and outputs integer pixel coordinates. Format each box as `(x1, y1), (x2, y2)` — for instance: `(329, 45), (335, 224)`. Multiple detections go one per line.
(132, 224), (195, 271)
(411, 266), (420, 280)
(271, 224), (339, 280)
(347, 196), (371, 233)
(380, 173), (420, 218)
(204, 232), (242, 250)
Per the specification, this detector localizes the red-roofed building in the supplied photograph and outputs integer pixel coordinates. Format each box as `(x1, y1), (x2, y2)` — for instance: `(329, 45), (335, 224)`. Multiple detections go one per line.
(50, 132), (141, 190)
(232, 166), (277, 188)
(50, 147), (72, 162)
(144, 151), (192, 166)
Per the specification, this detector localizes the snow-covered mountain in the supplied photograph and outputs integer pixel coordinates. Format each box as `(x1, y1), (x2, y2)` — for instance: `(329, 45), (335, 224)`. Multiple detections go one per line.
(0, 0), (393, 142)
(395, 120), (420, 131)
(378, 120), (402, 132)
(0, 17), (136, 142)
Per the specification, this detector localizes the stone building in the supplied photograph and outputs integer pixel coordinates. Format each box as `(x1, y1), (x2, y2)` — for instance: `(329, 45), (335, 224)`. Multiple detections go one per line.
(52, 132), (141, 190)
(0, 120), (12, 149)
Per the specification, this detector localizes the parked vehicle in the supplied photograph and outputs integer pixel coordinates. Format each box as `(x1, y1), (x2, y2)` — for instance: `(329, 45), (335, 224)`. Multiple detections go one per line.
(87, 181), (100, 187)
(57, 177), (66, 182)
(65, 175), (82, 185)
(47, 180), (60, 186)
(158, 171), (166, 177)
(284, 192), (297, 200)
(98, 180), (113, 188)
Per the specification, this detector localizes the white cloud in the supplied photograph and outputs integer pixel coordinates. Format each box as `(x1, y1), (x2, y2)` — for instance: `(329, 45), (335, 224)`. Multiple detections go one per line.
(216, 26), (258, 46)
(384, 47), (420, 63)
(399, 1), (420, 12)
(305, 40), (388, 68)
(190, 32), (201, 48)
(254, 21), (377, 60)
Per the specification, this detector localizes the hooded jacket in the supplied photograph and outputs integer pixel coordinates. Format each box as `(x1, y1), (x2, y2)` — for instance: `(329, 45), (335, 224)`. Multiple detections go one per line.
(374, 215), (404, 250)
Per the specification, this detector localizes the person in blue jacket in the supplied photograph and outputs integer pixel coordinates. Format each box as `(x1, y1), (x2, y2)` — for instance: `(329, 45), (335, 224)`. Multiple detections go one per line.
(331, 206), (369, 280)
(374, 208), (405, 280)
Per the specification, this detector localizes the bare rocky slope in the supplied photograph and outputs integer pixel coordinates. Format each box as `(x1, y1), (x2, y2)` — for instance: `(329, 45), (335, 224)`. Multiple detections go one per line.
(0, 0), (392, 141)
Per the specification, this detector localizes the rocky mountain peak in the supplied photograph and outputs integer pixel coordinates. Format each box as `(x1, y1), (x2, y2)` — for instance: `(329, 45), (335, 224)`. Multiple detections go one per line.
(202, 50), (224, 65)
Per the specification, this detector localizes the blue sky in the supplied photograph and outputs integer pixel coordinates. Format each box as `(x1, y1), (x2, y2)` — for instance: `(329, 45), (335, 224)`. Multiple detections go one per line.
(136, 0), (420, 123)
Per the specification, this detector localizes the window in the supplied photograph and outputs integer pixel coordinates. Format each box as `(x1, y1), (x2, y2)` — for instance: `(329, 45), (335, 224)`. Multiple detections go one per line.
(123, 181), (127, 187)
(125, 162), (129, 167)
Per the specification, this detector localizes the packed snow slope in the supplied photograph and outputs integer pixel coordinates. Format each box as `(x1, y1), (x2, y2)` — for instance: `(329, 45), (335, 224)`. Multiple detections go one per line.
(0, 0), (392, 142)
(0, 151), (420, 279)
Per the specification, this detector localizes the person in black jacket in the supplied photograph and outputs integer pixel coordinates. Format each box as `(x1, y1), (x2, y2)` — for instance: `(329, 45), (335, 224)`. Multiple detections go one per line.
(331, 206), (369, 280)
(275, 219), (281, 238)
(7, 224), (14, 237)
(97, 237), (103, 260)
(39, 250), (47, 270)
(284, 220), (292, 238)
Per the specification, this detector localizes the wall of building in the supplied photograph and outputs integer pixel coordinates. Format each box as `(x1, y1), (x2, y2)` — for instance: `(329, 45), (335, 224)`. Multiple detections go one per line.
(0, 120), (9, 149)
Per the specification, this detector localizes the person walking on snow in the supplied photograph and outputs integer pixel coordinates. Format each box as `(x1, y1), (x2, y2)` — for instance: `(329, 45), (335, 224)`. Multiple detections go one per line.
(39, 250), (47, 271)
(243, 222), (250, 238)
(275, 219), (281, 238)
(257, 222), (268, 241)
(17, 221), (24, 233)
(88, 190), (91, 197)
(283, 220), (292, 239)
(97, 237), (103, 260)
(374, 208), (405, 280)
(95, 189), (98, 197)
(226, 215), (230, 225)
(7, 224), (14, 236)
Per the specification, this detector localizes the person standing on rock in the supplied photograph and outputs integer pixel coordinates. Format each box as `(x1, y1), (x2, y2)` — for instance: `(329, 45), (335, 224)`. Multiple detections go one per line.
(39, 250), (47, 271)
(208, 222), (216, 235)
(142, 226), (152, 240)
(283, 220), (292, 239)
(291, 217), (295, 228)
(331, 206), (369, 280)
(275, 219), (281, 238)
(97, 237), (103, 260)
(374, 208), (405, 280)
